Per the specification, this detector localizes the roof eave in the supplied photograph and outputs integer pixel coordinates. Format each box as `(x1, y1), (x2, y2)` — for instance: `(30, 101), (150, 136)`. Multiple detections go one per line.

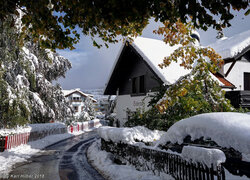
(104, 42), (126, 95)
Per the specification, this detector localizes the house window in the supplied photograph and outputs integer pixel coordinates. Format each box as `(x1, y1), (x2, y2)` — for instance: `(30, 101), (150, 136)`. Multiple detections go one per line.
(132, 75), (145, 94)
(139, 75), (145, 93)
(73, 106), (78, 112)
(72, 97), (81, 101)
(132, 77), (137, 94)
(244, 72), (250, 90)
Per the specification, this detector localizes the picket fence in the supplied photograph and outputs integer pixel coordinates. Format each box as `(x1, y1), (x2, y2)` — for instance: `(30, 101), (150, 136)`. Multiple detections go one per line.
(101, 139), (226, 180)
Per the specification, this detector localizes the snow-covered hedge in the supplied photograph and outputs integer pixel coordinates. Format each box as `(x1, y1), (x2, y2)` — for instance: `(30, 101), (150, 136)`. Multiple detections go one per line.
(98, 126), (164, 145)
(88, 140), (174, 180)
(181, 146), (226, 168)
(156, 112), (250, 157)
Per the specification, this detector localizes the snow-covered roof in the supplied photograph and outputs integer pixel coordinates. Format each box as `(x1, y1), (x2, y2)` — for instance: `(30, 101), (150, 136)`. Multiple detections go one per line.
(156, 112), (250, 159)
(105, 37), (234, 92)
(209, 29), (250, 59)
(131, 37), (191, 85)
(62, 88), (97, 102)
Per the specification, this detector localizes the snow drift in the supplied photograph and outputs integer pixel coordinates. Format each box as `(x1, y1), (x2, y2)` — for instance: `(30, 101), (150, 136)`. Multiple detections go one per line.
(98, 126), (164, 145)
(156, 112), (250, 157)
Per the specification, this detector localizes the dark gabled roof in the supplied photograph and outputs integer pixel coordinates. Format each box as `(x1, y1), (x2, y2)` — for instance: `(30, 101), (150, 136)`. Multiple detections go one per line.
(104, 37), (236, 95)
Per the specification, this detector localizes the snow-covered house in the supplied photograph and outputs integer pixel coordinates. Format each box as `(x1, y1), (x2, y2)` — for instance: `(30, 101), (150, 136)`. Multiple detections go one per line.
(209, 30), (250, 108)
(104, 36), (234, 126)
(62, 88), (97, 117)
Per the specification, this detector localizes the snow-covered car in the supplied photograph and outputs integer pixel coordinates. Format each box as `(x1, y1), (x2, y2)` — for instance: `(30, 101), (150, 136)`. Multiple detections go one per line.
(156, 112), (250, 178)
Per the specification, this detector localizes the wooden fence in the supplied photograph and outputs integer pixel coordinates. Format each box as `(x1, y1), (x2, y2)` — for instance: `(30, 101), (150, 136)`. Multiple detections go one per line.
(101, 139), (225, 180)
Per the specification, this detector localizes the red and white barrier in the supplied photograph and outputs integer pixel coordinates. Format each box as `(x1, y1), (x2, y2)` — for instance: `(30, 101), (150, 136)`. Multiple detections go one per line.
(1, 120), (102, 152)
(5, 132), (30, 150)
(67, 119), (101, 134)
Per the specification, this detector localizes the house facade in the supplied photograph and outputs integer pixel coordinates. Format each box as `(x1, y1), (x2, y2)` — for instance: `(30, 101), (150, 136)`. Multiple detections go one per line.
(209, 30), (250, 108)
(62, 88), (97, 117)
(104, 36), (234, 126)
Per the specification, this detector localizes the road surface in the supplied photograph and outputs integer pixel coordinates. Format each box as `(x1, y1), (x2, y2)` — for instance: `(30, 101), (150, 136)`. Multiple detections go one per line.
(9, 130), (105, 180)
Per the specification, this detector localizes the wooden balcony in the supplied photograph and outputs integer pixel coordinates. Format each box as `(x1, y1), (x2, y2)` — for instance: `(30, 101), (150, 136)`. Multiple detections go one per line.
(226, 90), (250, 108)
(69, 100), (82, 103)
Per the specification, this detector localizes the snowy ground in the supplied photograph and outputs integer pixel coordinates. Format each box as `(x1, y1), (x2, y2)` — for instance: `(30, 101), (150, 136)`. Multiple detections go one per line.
(87, 140), (174, 180)
(0, 128), (96, 179)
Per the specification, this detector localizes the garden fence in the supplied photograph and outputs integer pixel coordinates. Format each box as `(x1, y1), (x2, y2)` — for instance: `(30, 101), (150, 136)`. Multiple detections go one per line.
(101, 139), (225, 180)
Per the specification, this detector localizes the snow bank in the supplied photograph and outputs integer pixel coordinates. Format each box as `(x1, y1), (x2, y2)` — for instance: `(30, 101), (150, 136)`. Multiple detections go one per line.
(98, 126), (164, 145)
(0, 126), (31, 136)
(181, 146), (226, 168)
(0, 123), (66, 136)
(0, 121), (101, 177)
(0, 133), (74, 178)
(87, 140), (174, 180)
(29, 123), (66, 132)
(156, 112), (250, 156)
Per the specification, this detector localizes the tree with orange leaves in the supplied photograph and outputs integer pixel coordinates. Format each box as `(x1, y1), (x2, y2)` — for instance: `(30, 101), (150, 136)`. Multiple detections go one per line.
(154, 20), (234, 125)
(125, 20), (236, 131)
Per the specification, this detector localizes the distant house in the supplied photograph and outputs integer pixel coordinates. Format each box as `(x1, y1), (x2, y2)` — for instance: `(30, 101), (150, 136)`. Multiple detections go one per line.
(104, 36), (234, 126)
(209, 30), (250, 108)
(62, 88), (97, 117)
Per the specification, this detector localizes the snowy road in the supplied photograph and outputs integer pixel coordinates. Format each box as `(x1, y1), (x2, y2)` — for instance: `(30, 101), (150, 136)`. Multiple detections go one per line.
(9, 130), (105, 180)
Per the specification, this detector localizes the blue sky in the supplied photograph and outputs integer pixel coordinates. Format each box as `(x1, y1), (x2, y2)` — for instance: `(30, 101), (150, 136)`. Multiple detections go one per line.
(56, 10), (250, 91)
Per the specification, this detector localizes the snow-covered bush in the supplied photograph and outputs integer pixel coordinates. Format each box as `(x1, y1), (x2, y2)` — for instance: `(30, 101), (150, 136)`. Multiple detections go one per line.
(77, 97), (96, 122)
(96, 112), (105, 119)
(0, 16), (72, 127)
(156, 112), (250, 161)
(181, 146), (226, 168)
(156, 67), (235, 124)
(125, 107), (168, 130)
(105, 113), (118, 127)
(98, 126), (164, 145)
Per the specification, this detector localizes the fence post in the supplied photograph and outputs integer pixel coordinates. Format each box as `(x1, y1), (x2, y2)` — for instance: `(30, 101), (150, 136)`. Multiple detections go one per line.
(4, 136), (8, 151)
(0, 137), (6, 152)
(217, 164), (225, 180)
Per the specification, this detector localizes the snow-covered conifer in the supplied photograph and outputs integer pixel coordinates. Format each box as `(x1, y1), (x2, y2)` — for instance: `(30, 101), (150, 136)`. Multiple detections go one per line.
(0, 16), (72, 127)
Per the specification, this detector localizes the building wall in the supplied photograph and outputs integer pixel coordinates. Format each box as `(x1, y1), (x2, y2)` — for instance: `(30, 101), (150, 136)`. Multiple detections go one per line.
(118, 52), (162, 95)
(65, 92), (86, 117)
(224, 61), (250, 91)
(105, 45), (162, 95)
(116, 93), (155, 126)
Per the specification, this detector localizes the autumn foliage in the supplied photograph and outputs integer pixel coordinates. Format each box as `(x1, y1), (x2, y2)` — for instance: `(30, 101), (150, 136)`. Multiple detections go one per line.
(0, 0), (249, 50)
(125, 20), (236, 131)
(155, 20), (233, 113)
